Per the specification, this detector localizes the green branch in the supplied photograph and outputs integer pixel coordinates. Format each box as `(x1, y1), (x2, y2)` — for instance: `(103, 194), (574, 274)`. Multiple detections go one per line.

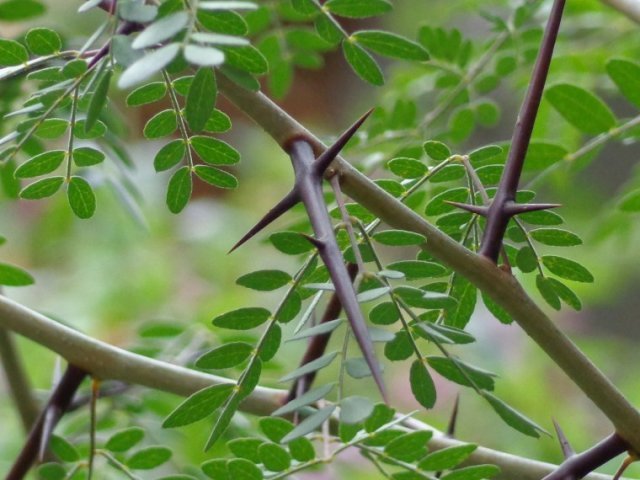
(216, 74), (640, 453)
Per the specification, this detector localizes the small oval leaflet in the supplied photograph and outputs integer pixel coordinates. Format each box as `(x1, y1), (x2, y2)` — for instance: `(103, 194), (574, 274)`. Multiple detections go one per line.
(193, 165), (238, 189)
(281, 405), (336, 443)
(154, 139), (185, 172)
(163, 383), (234, 428)
(342, 40), (384, 86)
(166, 166), (192, 214)
(373, 229), (426, 246)
(20, 177), (64, 200)
(212, 306), (271, 330)
(126, 446), (172, 470)
(410, 359), (436, 409)
(0, 262), (35, 286)
(196, 342), (254, 369)
(105, 427), (145, 453)
(258, 443), (291, 472)
(25, 27), (61, 55)
(67, 176), (96, 219)
(352, 30), (429, 61)
(15, 150), (65, 178)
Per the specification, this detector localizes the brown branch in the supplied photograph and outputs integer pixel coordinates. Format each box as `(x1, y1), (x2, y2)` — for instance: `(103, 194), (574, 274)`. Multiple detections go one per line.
(7, 364), (87, 480)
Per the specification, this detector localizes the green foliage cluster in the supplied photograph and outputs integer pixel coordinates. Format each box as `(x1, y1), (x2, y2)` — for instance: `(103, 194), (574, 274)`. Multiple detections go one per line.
(1, 0), (640, 478)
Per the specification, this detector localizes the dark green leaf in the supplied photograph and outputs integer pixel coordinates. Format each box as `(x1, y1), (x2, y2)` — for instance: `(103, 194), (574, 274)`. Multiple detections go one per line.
(545, 83), (616, 135)
(163, 384), (234, 427)
(196, 342), (254, 369)
(35, 119), (68, 139)
(126, 82), (167, 106)
(62, 59), (87, 78)
(190, 136), (240, 164)
(373, 229), (425, 246)
(37, 463), (66, 480)
(259, 417), (294, 443)
(386, 260), (446, 280)
(352, 30), (428, 61)
(0, 263), (34, 286)
(426, 356), (496, 390)
(259, 322), (282, 360)
(220, 45), (268, 74)
(15, 150), (65, 178)
(481, 291), (512, 324)
(388, 157), (427, 178)
(423, 140), (451, 160)
(441, 465), (500, 480)
(541, 256), (594, 283)
(515, 246), (537, 274)
(619, 189), (640, 212)
(228, 438), (263, 463)
(105, 427), (145, 452)
(258, 443), (291, 472)
(85, 69), (112, 133)
(50, 435), (79, 462)
(536, 274), (561, 310)
(166, 166), (192, 214)
(227, 458), (263, 480)
(606, 58), (640, 109)
(530, 228), (581, 247)
(548, 277), (582, 311)
(201, 459), (229, 480)
(425, 188), (469, 216)
(0, 39), (28, 66)
(384, 331), (413, 361)
(19, 176), (64, 199)
(410, 359), (436, 409)
(73, 147), (105, 167)
(25, 28), (61, 55)
(236, 269), (291, 291)
(127, 446), (172, 470)
(364, 403), (396, 432)
(67, 176), (96, 219)
(342, 40), (384, 86)
(194, 165), (238, 189)
(289, 437), (316, 462)
(154, 140), (186, 172)
(213, 307), (271, 330)
(281, 405), (336, 443)
(419, 444), (477, 471)
(369, 302), (400, 325)
(269, 231), (315, 255)
(325, 0), (392, 18)
(384, 431), (432, 462)
(483, 392), (544, 437)
(186, 68), (217, 132)
(0, 0), (45, 20)
(143, 109), (177, 139)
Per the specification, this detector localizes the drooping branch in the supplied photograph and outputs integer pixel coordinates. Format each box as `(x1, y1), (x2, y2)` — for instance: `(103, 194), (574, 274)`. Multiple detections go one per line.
(7, 364), (87, 480)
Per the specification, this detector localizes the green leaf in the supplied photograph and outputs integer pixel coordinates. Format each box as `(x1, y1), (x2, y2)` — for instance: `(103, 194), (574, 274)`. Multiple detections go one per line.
(388, 157), (427, 179)
(166, 166), (192, 214)
(607, 58), (640, 109)
(212, 307), (271, 330)
(74, 119), (107, 139)
(425, 187), (469, 216)
(519, 209), (564, 226)
(291, 0), (317, 16)
(441, 465), (501, 480)
(281, 405), (336, 443)
(228, 438), (263, 463)
(259, 322), (282, 360)
(143, 109), (177, 139)
(523, 142), (567, 171)
(204, 109), (232, 132)
(272, 383), (335, 416)
(236, 270), (291, 291)
(315, 15), (342, 45)
(541, 256), (594, 283)
(481, 291), (512, 324)
(426, 356), (496, 390)
(419, 444), (477, 471)
(15, 150), (65, 178)
(288, 437), (316, 462)
(449, 107), (475, 142)
(35, 119), (68, 139)
(25, 28), (61, 55)
(0, 39), (28, 66)
(37, 463), (66, 480)
(220, 45), (267, 74)
(373, 229), (425, 246)
(279, 351), (338, 383)
(163, 384), (234, 427)
(227, 458), (263, 480)
(185, 68), (217, 132)
(530, 228), (582, 247)
(364, 403), (396, 432)
(73, 147), (105, 167)
(126, 82), (167, 106)
(196, 342), (254, 369)
(85, 69), (112, 133)
(386, 260), (446, 280)
(62, 59), (87, 78)
(352, 30), (428, 61)
(118, 43), (181, 89)
(384, 331), (413, 361)
(127, 446), (172, 470)
(206, 393), (241, 450)
(410, 359), (436, 409)
(0, 262), (34, 286)
(19, 177), (64, 199)
(132, 11), (189, 49)
(423, 140), (451, 160)
(548, 277), (582, 311)
(154, 140), (186, 172)
(325, 0), (391, 18)
(483, 392), (544, 437)
(340, 395), (374, 424)
(269, 231), (315, 255)
(515, 246), (537, 274)
(618, 189), (640, 212)
(369, 302), (400, 325)
(190, 136), (240, 164)
(50, 435), (79, 462)
(536, 274), (561, 310)
(258, 443), (291, 472)
(201, 459), (229, 479)
(259, 417), (294, 443)
(342, 40), (384, 86)
(545, 83), (616, 135)
(194, 165), (238, 189)
(384, 431), (432, 462)
(67, 176), (96, 219)
(184, 45), (225, 67)
(0, 0), (45, 20)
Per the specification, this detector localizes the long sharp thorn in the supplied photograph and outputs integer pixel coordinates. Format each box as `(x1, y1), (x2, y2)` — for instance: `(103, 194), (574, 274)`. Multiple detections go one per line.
(446, 395), (460, 438)
(299, 233), (325, 250)
(444, 201), (489, 216)
(553, 419), (575, 459)
(505, 202), (562, 216)
(229, 189), (300, 253)
(38, 405), (60, 461)
(314, 108), (374, 176)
